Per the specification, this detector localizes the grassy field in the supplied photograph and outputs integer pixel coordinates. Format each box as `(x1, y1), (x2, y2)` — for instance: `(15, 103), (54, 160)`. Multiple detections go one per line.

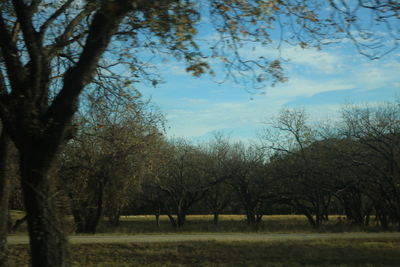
(9, 238), (400, 266)
(9, 211), (386, 234)
(8, 212), (400, 266)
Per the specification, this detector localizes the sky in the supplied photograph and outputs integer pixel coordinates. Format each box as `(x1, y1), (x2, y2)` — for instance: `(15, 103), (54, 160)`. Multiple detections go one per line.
(136, 7), (400, 143)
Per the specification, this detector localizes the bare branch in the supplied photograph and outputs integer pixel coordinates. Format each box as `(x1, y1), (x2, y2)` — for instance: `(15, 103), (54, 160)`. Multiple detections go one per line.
(45, 0), (134, 131)
(39, 0), (75, 39)
(12, 0), (43, 91)
(0, 12), (27, 92)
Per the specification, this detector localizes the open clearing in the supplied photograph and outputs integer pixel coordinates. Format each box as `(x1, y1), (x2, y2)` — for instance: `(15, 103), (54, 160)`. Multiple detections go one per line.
(8, 232), (400, 244)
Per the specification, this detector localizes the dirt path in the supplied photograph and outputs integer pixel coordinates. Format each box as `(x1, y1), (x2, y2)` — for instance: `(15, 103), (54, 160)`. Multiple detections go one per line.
(7, 232), (400, 245)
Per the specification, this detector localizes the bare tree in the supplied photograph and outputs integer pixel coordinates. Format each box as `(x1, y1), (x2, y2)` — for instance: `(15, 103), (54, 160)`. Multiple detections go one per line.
(201, 134), (233, 225)
(227, 143), (271, 225)
(152, 140), (211, 228)
(265, 109), (344, 228)
(341, 102), (400, 229)
(60, 95), (163, 233)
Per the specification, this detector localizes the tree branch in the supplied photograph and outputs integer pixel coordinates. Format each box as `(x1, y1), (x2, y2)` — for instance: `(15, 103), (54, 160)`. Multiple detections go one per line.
(47, 2), (97, 56)
(44, 0), (135, 133)
(39, 0), (75, 39)
(12, 0), (43, 91)
(0, 12), (27, 93)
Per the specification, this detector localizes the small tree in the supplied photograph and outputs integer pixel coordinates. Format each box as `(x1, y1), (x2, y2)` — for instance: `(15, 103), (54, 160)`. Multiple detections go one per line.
(202, 134), (233, 225)
(265, 109), (344, 228)
(153, 140), (210, 228)
(341, 102), (400, 229)
(227, 143), (271, 225)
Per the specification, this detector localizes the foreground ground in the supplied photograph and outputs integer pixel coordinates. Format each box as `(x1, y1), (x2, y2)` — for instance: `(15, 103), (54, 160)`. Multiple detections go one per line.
(9, 237), (400, 266)
(8, 214), (400, 266)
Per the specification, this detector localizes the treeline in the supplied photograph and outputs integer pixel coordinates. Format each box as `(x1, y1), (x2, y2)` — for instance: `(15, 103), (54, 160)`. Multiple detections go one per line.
(8, 100), (400, 233)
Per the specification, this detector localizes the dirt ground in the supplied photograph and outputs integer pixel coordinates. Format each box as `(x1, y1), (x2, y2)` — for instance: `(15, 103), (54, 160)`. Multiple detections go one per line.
(8, 232), (400, 245)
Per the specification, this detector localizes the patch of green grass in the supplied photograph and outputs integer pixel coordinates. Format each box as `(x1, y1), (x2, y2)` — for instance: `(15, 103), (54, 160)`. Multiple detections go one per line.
(9, 238), (400, 266)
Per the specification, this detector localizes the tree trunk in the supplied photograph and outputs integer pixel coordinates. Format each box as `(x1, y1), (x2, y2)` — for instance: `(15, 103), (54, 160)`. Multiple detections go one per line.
(246, 210), (256, 224)
(11, 215), (27, 232)
(213, 212), (219, 225)
(167, 213), (177, 228)
(19, 147), (69, 267)
(155, 209), (161, 227)
(174, 204), (187, 228)
(304, 212), (317, 228)
(0, 131), (10, 267)
(71, 180), (105, 234)
(256, 214), (263, 224)
(177, 211), (186, 227)
(73, 207), (102, 234)
(107, 207), (121, 227)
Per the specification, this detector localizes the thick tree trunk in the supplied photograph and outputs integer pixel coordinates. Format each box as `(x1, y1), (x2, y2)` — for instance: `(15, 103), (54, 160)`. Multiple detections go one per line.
(0, 132), (10, 267)
(19, 148), (69, 267)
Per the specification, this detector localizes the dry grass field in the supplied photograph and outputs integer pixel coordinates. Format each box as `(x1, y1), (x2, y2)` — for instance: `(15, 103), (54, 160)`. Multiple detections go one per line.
(8, 212), (400, 266)
(9, 238), (400, 266)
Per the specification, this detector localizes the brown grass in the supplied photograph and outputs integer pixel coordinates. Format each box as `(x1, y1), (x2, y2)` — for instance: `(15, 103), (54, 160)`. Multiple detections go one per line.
(9, 238), (400, 266)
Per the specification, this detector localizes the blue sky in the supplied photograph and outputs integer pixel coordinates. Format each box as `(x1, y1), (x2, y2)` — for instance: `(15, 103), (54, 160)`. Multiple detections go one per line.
(135, 7), (400, 142)
(137, 44), (399, 142)
(137, 42), (399, 142)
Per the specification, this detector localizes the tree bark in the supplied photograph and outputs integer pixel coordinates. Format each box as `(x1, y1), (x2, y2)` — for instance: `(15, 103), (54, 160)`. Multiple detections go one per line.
(0, 131), (11, 267)
(19, 144), (69, 267)
(0, 2), (135, 266)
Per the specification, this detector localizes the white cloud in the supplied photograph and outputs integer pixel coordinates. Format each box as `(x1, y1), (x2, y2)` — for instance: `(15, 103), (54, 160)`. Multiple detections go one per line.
(266, 77), (355, 99)
(281, 47), (344, 75)
(148, 41), (400, 141)
(352, 60), (400, 90)
(158, 62), (188, 76)
(239, 45), (345, 75)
